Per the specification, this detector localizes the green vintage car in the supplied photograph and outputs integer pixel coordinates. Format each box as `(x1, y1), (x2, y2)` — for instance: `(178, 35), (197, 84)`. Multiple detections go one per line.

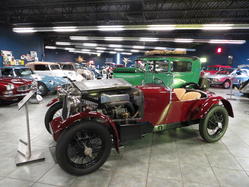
(113, 55), (208, 89)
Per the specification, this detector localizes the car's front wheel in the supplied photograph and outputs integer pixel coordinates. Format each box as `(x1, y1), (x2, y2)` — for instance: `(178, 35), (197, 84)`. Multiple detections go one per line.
(223, 80), (231, 89)
(38, 81), (49, 96)
(199, 105), (228, 143)
(56, 121), (112, 175)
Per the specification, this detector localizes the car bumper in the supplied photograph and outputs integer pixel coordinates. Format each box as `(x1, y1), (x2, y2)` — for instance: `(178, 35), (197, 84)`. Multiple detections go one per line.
(0, 93), (28, 101)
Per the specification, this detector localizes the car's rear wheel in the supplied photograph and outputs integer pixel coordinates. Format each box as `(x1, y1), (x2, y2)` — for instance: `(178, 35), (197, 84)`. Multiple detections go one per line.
(56, 121), (112, 175)
(44, 102), (63, 133)
(38, 81), (49, 96)
(223, 80), (231, 89)
(199, 105), (228, 143)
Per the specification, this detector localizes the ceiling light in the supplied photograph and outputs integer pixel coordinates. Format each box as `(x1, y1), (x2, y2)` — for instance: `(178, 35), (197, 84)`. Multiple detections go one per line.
(130, 49), (140, 52)
(104, 37), (124, 41)
(97, 25), (124, 31)
(154, 47), (167, 50)
(83, 43), (98, 46)
(81, 49), (91, 52)
(174, 48), (187, 51)
(53, 26), (79, 32)
(133, 46), (145, 49)
(108, 44), (122, 48)
(174, 38), (194, 43)
(202, 24), (233, 30)
(97, 50), (104, 53)
(109, 51), (117, 54)
(45, 46), (57, 49)
(56, 42), (71, 45)
(70, 36), (89, 40)
(147, 25), (176, 31)
(96, 47), (107, 50)
(114, 48), (124, 51)
(13, 27), (37, 33)
(121, 52), (132, 55)
(208, 39), (246, 44)
(139, 37), (158, 42)
(65, 47), (74, 50)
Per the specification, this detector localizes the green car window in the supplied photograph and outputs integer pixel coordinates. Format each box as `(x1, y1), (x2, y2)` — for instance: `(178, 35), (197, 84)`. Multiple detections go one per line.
(172, 61), (192, 72)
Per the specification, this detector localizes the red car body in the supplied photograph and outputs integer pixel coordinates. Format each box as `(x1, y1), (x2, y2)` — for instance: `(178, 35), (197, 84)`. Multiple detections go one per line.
(49, 84), (233, 151)
(203, 65), (232, 75)
(0, 77), (33, 102)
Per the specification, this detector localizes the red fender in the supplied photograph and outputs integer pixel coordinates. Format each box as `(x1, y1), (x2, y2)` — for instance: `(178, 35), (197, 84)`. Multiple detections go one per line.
(46, 98), (59, 107)
(50, 111), (120, 152)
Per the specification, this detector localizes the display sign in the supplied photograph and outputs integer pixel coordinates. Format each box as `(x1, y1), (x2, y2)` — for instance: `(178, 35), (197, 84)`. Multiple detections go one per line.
(18, 90), (36, 110)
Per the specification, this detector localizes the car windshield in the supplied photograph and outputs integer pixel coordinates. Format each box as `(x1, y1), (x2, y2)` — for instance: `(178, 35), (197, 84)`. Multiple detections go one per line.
(14, 68), (33, 76)
(50, 65), (61, 70)
(61, 64), (75, 70)
(216, 69), (234, 75)
(206, 67), (219, 71)
(1, 68), (14, 77)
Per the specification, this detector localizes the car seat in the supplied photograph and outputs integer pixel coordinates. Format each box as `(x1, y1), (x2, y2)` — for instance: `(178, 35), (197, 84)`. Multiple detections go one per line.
(173, 88), (186, 100)
(181, 92), (201, 101)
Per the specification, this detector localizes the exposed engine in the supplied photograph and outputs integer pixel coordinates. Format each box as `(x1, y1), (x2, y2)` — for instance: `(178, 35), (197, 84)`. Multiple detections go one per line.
(57, 79), (143, 121)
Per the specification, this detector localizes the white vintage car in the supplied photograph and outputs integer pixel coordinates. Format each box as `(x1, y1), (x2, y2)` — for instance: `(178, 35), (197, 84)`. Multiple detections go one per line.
(26, 62), (84, 82)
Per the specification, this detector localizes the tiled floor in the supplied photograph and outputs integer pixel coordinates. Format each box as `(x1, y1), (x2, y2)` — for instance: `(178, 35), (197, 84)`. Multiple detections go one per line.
(0, 88), (249, 187)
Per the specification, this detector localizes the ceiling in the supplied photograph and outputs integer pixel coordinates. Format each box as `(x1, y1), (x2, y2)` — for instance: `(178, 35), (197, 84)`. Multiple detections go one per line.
(1, 0), (249, 51)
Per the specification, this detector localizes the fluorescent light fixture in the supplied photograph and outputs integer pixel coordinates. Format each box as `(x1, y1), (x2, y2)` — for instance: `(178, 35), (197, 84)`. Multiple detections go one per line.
(174, 48), (187, 51)
(209, 39), (246, 44)
(154, 47), (167, 50)
(114, 48), (124, 51)
(83, 43), (98, 46)
(45, 46), (57, 49)
(202, 24), (233, 30)
(13, 27), (37, 33)
(108, 44), (122, 48)
(97, 50), (104, 53)
(70, 36), (89, 40)
(53, 26), (79, 32)
(109, 51), (117, 54)
(174, 38), (194, 43)
(104, 37), (124, 41)
(139, 37), (158, 42)
(56, 42), (71, 45)
(65, 47), (74, 50)
(121, 52), (132, 55)
(200, 57), (207, 63)
(133, 45), (145, 49)
(147, 25), (176, 31)
(130, 49), (140, 52)
(98, 25), (124, 31)
(96, 47), (107, 50)
(81, 49), (91, 52)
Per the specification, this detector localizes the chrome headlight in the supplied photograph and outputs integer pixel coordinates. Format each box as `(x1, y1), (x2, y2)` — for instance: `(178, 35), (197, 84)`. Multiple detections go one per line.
(5, 84), (14, 91)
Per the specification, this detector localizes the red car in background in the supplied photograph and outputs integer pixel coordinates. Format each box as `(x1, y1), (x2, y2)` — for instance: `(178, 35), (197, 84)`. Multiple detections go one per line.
(0, 77), (33, 103)
(202, 65), (232, 76)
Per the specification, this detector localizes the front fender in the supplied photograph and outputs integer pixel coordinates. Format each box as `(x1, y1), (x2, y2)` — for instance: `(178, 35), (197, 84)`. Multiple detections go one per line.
(221, 99), (234, 117)
(46, 98), (59, 107)
(50, 111), (120, 152)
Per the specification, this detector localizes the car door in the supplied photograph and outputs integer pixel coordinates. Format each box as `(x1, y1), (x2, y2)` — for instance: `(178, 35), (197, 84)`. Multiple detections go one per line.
(144, 60), (173, 87)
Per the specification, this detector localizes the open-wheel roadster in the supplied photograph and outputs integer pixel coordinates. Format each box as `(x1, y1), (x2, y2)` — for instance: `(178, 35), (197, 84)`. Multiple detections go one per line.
(45, 78), (233, 175)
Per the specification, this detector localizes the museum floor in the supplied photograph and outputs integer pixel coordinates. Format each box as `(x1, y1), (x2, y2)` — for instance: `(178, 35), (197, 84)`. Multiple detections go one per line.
(0, 88), (249, 187)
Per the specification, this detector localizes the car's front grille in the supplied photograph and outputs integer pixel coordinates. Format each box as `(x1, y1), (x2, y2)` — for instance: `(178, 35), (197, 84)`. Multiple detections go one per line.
(17, 84), (32, 92)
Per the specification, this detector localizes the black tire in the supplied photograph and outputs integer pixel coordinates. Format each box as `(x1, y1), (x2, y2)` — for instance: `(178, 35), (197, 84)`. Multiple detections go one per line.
(223, 80), (231, 89)
(199, 105), (228, 143)
(38, 81), (49, 96)
(56, 121), (112, 175)
(44, 102), (63, 133)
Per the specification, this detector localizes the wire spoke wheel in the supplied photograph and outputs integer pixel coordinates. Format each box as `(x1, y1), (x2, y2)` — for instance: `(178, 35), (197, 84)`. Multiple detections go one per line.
(199, 105), (229, 143)
(56, 121), (112, 175)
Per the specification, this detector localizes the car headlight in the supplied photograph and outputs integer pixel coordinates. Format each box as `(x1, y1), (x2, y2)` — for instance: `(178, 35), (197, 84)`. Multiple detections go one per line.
(5, 84), (14, 90)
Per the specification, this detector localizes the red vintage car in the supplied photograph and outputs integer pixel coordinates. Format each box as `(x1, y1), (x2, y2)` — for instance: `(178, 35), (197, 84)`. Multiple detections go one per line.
(45, 78), (233, 175)
(0, 77), (33, 103)
(203, 65), (232, 76)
